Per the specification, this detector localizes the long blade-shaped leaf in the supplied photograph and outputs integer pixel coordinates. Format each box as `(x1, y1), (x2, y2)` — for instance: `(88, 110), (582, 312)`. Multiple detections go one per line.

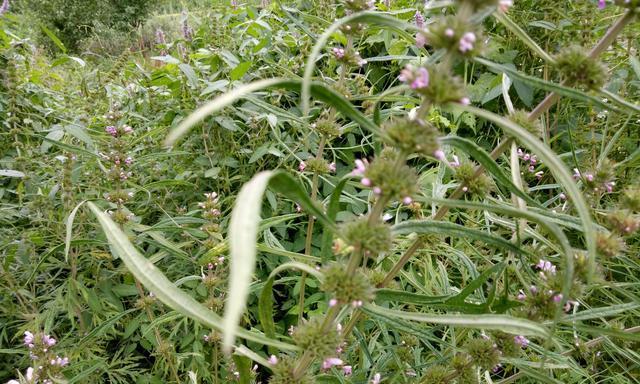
(364, 304), (550, 338)
(392, 220), (530, 256)
(86, 202), (297, 351)
(225, 171), (335, 352)
(458, 105), (596, 278)
(165, 79), (380, 146)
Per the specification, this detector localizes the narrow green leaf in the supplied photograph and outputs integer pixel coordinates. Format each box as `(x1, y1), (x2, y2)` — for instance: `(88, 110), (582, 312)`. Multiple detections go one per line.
(364, 304), (550, 338)
(165, 79), (379, 146)
(458, 105), (596, 278)
(40, 24), (67, 53)
(321, 176), (350, 262)
(65, 200), (88, 262)
(224, 171), (334, 352)
(475, 58), (619, 113)
(392, 220), (530, 256)
(493, 12), (554, 63)
(258, 262), (323, 345)
(86, 202), (297, 351)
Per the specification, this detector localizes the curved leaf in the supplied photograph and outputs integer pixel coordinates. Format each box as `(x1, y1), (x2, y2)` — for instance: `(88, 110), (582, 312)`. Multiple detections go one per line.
(458, 105), (596, 278)
(301, 11), (418, 115)
(165, 79), (380, 146)
(258, 262), (323, 344)
(392, 220), (530, 256)
(86, 202), (297, 351)
(364, 304), (550, 338)
(224, 171), (335, 352)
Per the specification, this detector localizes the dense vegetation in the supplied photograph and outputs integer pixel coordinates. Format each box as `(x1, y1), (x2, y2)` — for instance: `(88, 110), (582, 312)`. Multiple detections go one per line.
(1, 0), (640, 383)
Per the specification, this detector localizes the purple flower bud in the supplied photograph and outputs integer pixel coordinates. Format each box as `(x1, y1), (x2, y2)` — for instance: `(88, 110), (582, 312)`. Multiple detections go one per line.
(329, 162), (337, 173)
(372, 373), (382, 384)
(24, 331), (34, 346)
(514, 335), (529, 348)
(268, 355), (278, 365)
(329, 298), (338, 307)
(459, 97), (470, 105)
(106, 126), (118, 137)
(434, 149), (446, 161)
(450, 155), (460, 167)
(553, 293), (563, 303)
(445, 28), (455, 37)
(458, 32), (476, 53)
(298, 161), (306, 172)
(322, 357), (344, 370)
(415, 33), (427, 48)
(529, 285), (538, 294)
(352, 159), (367, 176)
(343, 365), (353, 375)
(0, 0), (10, 15)
(373, 186), (382, 195)
(403, 196), (413, 205)
(332, 47), (345, 59)
(499, 0), (513, 12)
(598, 0), (606, 8)
(559, 193), (567, 200)
(516, 289), (526, 301)
(414, 11), (424, 29)
(410, 67), (429, 89)
(361, 178), (372, 187)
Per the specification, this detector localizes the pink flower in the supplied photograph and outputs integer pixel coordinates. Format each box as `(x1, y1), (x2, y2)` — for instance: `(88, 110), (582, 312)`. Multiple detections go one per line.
(372, 373), (382, 384)
(516, 289), (526, 301)
(122, 125), (133, 134)
(410, 67), (429, 89)
(332, 47), (345, 59)
(329, 298), (338, 307)
(24, 331), (34, 346)
(403, 196), (413, 205)
(322, 357), (344, 369)
(535, 171), (544, 180)
(459, 97), (470, 105)
(414, 11), (424, 29)
(299, 161), (306, 172)
(553, 293), (563, 303)
(106, 126), (118, 137)
(450, 155), (460, 167)
(361, 178), (372, 187)
(434, 149), (446, 161)
(458, 32), (476, 53)
(415, 33), (427, 48)
(559, 193), (567, 200)
(329, 162), (337, 173)
(373, 186), (382, 195)
(268, 355), (278, 365)
(343, 365), (353, 375)
(351, 300), (363, 308)
(604, 181), (615, 193)
(43, 334), (56, 347)
(598, 0), (606, 8)
(398, 66), (413, 83)
(352, 159), (367, 176)
(573, 168), (581, 179)
(444, 28), (455, 37)
(499, 0), (513, 12)
(0, 0), (10, 15)
(536, 259), (556, 274)
(529, 285), (538, 294)
(514, 335), (529, 348)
